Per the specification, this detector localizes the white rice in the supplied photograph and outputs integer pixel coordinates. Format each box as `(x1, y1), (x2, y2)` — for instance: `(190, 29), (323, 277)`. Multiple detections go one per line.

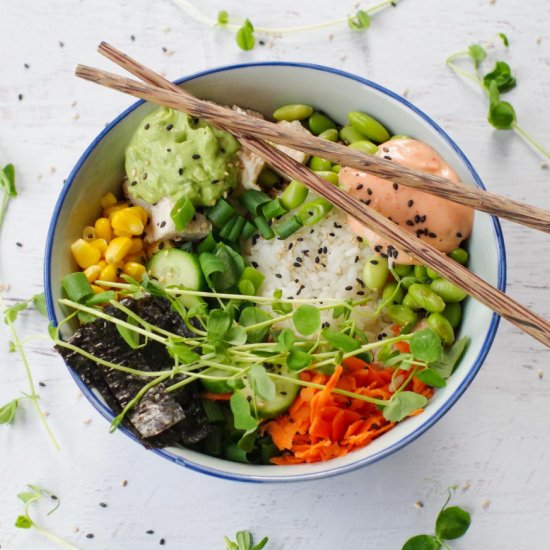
(243, 208), (388, 336)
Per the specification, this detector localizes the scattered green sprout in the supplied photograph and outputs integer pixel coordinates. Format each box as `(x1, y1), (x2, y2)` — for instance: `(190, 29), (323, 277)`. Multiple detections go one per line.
(15, 485), (80, 549)
(173, 0), (401, 50)
(446, 34), (550, 162)
(224, 530), (268, 550)
(402, 486), (471, 550)
(0, 163), (16, 232)
(0, 397), (21, 424)
(1, 293), (60, 449)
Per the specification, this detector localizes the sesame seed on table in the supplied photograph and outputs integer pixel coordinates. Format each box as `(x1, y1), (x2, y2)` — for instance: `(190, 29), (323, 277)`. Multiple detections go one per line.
(1, 0), (550, 549)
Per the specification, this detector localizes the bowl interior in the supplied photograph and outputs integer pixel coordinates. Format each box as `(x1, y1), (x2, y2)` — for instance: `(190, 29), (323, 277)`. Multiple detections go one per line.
(45, 63), (504, 482)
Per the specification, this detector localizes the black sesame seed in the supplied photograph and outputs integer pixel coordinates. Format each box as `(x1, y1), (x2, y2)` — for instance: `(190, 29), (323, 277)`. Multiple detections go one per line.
(356, 184), (364, 190)
(178, 168), (183, 176)
(51, 494), (58, 500)
(146, 530), (154, 535)
(165, 124), (174, 131)
(18, 93), (23, 101)
(158, 242), (165, 250)
(193, 118), (199, 124)
(355, 256), (359, 263)
(212, 179), (219, 184)
(162, 46), (168, 52)
(374, 245), (382, 252)
(144, 123), (150, 130)
(160, 539), (166, 546)
(356, 278), (365, 288)
(380, 252), (388, 258)
(130, 34), (136, 41)
(192, 154), (201, 160)
(357, 290), (365, 296)
(367, 188), (373, 195)
(275, 273), (282, 278)
(16, 242), (23, 247)
(280, 391), (287, 396)
(315, 257), (320, 264)
(251, 261), (259, 268)
(406, 220), (414, 226)
(296, 257), (303, 263)
(345, 286), (353, 291)
(329, 232), (335, 237)
(365, 199), (371, 206)
(392, 183), (399, 190)
(297, 237), (304, 242)
(24, 63), (30, 69)
(323, 246), (328, 253)
(86, 534), (94, 539)
(420, 215), (426, 222)
(293, 262), (301, 268)
(220, 148), (226, 153)
(414, 215), (421, 223)
(334, 222), (342, 229)
(160, 221), (166, 228)
(317, 247), (323, 254)
(370, 259), (379, 265)
(384, 155), (392, 161)
(39, 381), (46, 387)
(99, 502), (107, 508)
(456, 232), (463, 238)
(294, 279), (299, 283)
(143, 173), (148, 180)
(408, 200), (414, 207)
(428, 232), (437, 238)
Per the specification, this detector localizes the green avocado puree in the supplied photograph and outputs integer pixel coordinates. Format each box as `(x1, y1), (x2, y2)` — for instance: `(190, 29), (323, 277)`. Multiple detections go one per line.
(125, 107), (240, 207)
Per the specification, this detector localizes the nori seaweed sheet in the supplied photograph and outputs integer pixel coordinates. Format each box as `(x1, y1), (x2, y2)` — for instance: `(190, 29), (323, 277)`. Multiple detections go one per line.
(57, 296), (212, 448)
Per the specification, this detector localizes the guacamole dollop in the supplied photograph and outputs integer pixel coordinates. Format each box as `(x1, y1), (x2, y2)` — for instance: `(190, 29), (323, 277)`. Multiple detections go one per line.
(125, 107), (240, 207)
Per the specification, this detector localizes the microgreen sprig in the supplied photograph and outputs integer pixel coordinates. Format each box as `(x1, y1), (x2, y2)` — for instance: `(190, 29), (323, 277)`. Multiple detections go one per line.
(446, 35), (550, 162)
(15, 485), (80, 549)
(224, 530), (268, 550)
(402, 486), (471, 550)
(173, 0), (401, 50)
(1, 294), (60, 449)
(0, 163), (16, 232)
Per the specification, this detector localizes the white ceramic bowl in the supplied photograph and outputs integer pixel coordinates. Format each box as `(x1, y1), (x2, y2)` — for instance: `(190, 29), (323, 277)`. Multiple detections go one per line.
(45, 62), (506, 482)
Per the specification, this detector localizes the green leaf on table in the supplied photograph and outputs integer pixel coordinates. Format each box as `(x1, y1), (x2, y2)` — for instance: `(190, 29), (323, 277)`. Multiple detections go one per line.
(348, 9), (371, 30)
(236, 19), (255, 51)
(230, 392), (258, 431)
(249, 365), (276, 401)
(383, 391), (428, 422)
(410, 329), (443, 362)
(468, 44), (487, 69)
(435, 506), (471, 540)
(292, 305), (320, 336)
(483, 60), (517, 93)
(488, 99), (516, 130)
(3, 301), (29, 324)
(415, 368), (446, 388)
(32, 293), (47, 317)
(217, 10), (229, 25)
(236, 530), (252, 549)
(0, 398), (20, 425)
(498, 32), (509, 47)
(402, 534), (441, 550)
(0, 164), (17, 197)
(15, 515), (33, 529)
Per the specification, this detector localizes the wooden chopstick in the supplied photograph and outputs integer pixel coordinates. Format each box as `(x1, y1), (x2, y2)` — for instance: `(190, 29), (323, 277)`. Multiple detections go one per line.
(73, 45), (550, 349)
(78, 45), (550, 235)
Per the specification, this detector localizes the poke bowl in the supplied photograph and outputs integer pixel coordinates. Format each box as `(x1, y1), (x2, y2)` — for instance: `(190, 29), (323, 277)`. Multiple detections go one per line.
(44, 62), (506, 482)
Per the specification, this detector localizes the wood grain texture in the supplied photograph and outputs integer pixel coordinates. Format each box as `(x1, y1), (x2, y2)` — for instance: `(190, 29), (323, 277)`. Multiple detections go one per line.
(1, 0), (550, 549)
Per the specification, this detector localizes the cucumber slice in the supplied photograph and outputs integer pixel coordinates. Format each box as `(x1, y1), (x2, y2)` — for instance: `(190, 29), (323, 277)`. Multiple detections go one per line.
(237, 369), (300, 419)
(147, 248), (205, 311)
(201, 367), (232, 394)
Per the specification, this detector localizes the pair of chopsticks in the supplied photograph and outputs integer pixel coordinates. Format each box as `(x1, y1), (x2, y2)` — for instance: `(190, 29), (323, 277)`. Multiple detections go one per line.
(75, 43), (550, 348)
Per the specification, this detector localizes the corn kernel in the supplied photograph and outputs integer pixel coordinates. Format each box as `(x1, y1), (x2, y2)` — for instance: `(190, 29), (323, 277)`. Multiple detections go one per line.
(91, 284), (105, 294)
(111, 209), (145, 237)
(127, 206), (148, 225)
(83, 264), (102, 283)
(98, 263), (118, 282)
(98, 260), (107, 268)
(105, 237), (133, 264)
(94, 217), (112, 241)
(70, 238), (101, 269)
(82, 226), (97, 241)
(100, 192), (118, 209)
(90, 238), (108, 255)
(129, 238), (143, 254)
(123, 262), (146, 280)
(103, 202), (129, 219)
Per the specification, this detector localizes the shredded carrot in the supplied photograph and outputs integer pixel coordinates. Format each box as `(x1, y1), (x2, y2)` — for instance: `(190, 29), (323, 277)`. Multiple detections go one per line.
(199, 392), (232, 401)
(266, 357), (433, 465)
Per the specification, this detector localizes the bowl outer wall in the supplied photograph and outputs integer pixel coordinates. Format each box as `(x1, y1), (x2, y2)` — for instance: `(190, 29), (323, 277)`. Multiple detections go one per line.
(44, 62), (506, 482)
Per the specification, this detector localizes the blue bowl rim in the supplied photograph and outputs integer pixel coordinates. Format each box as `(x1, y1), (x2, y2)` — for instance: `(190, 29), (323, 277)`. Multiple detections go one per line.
(44, 60), (506, 483)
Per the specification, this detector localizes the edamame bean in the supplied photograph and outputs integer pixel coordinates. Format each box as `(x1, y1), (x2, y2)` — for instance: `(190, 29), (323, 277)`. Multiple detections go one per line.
(382, 281), (404, 304)
(363, 255), (389, 291)
(309, 156), (332, 171)
(414, 265), (428, 280)
(273, 104), (313, 122)
(281, 180), (309, 210)
(426, 267), (440, 280)
(348, 111), (391, 144)
(430, 278), (468, 303)
(340, 125), (365, 144)
(318, 128), (339, 142)
(308, 112), (336, 135)
(349, 140), (378, 155)
(403, 292), (421, 311)
(393, 264), (413, 277)
(331, 164), (342, 174)
(257, 167), (280, 188)
(449, 247), (469, 265)
(427, 312), (455, 345)
(442, 302), (462, 329)
(407, 284), (446, 313)
(314, 170), (339, 185)
(390, 134), (411, 140)
(386, 304), (418, 327)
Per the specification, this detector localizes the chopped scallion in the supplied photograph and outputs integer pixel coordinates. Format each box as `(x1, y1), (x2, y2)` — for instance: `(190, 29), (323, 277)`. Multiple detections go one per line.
(274, 215), (303, 239)
(206, 199), (235, 226)
(61, 272), (94, 303)
(253, 215), (275, 240)
(262, 198), (288, 220)
(239, 189), (271, 216)
(170, 197), (195, 231)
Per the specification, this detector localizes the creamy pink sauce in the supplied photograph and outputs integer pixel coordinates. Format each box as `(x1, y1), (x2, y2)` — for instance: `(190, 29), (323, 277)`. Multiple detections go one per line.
(339, 139), (474, 265)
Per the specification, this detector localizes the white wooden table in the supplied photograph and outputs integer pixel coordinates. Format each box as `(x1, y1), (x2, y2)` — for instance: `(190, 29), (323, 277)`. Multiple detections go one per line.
(1, 0), (550, 548)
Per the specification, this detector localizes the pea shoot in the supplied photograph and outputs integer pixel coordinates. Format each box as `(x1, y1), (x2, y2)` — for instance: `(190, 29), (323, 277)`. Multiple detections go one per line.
(174, 0), (402, 51)
(402, 486), (471, 550)
(224, 530), (269, 550)
(1, 293), (60, 449)
(15, 485), (79, 549)
(0, 163), (16, 233)
(446, 34), (550, 162)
